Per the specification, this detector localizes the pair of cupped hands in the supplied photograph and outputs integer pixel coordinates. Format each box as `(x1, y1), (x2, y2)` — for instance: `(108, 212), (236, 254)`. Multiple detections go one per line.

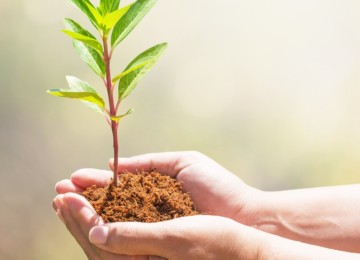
(53, 152), (265, 260)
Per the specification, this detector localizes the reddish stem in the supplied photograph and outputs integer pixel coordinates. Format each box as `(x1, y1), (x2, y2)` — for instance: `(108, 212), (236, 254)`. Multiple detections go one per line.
(103, 36), (119, 186)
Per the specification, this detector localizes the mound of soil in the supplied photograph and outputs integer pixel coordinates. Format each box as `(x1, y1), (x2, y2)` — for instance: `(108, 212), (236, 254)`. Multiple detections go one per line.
(82, 171), (198, 223)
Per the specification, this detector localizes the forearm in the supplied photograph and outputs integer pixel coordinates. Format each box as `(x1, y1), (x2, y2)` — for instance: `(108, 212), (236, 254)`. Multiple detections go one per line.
(258, 230), (360, 260)
(249, 184), (360, 252)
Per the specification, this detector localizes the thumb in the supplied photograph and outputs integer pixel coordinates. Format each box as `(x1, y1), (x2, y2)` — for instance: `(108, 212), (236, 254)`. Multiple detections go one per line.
(89, 221), (172, 257)
(109, 152), (197, 178)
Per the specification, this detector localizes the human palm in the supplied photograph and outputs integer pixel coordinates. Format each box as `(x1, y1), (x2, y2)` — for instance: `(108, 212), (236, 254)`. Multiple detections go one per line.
(56, 151), (260, 223)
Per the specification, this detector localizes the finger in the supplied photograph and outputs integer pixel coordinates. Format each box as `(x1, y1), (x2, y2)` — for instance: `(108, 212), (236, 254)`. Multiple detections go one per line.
(109, 151), (205, 178)
(54, 194), (100, 259)
(56, 194), (139, 260)
(102, 255), (165, 260)
(55, 179), (84, 194)
(89, 221), (172, 257)
(71, 168), (113, 189)
(63, 193), (104, 234)
(61, 193), (121, 259)
(52, 196), (65, 224)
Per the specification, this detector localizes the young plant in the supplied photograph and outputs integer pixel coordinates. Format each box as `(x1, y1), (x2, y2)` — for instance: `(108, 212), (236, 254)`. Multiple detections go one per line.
(47, 0), (167, 186)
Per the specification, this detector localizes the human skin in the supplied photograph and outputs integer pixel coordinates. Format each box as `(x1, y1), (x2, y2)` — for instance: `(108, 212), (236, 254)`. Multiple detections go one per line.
(54, 193), (263, 259)
(250, 184), (360, 253)
(54, 151), (360, 259)
(53, 193), (359, 260)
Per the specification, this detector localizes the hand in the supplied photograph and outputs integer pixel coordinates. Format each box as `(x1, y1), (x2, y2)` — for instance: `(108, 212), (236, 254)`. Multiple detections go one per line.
(53, 152), (360, 259)
(53, 192), (263, 260)
(56, 151), (263, 224)
(53, 192), (168, 260)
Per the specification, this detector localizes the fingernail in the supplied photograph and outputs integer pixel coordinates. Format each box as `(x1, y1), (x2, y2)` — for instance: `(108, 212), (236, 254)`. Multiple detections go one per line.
(53, 196), (65, 224)
(56, 209), (65, 224)
(52, 200), (58, 212)
(89, 226), (109, 245)
(53, 195), (64, 212)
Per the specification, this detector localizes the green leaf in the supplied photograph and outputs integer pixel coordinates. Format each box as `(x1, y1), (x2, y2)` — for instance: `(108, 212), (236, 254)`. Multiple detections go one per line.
(66, 75), (97, 93)
(73, 41), (105, 77)
(64, 18), (97, 38)
(62, 30), (103, 55)
(66, 76), (105, 113)
(64, 18), (105, 77)
(119, 42), (167, 100)
(46, 76), (105, 114)
(84, 2), (104, 27)
(111, 0), (157, 48)
(102, 4), (132, 33)
(110, 108), (134, 122)
(69, 0), (98, 27)
(112, 60), (151, 83)
(100, 0), (121, 15)
(47, 89), (105, 110)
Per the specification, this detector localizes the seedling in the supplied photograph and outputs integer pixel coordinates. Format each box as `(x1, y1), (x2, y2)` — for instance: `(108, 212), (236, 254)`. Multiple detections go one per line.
(47, 0), (167, 186)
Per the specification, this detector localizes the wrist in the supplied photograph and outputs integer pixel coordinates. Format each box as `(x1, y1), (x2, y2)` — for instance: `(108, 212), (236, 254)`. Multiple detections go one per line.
(226, 219), (267, 259)
(231, 185), (269, 226)
(243, 190), (283, 234)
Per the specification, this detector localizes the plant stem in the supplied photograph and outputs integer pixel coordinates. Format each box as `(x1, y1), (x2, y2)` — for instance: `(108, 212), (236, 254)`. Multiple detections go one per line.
(111, 123), (119, 186)
(103, 36), (119, 186)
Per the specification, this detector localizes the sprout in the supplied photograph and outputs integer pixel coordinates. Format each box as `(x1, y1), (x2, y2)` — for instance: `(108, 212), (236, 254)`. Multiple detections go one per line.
(47, 0), (167, 186)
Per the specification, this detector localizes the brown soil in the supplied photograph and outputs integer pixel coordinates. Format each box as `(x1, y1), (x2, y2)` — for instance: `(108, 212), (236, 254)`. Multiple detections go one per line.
(82, 171), (198, 223)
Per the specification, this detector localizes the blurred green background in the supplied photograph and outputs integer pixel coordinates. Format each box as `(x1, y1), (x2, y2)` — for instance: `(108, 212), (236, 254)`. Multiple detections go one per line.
(1, 0), (360, 259)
